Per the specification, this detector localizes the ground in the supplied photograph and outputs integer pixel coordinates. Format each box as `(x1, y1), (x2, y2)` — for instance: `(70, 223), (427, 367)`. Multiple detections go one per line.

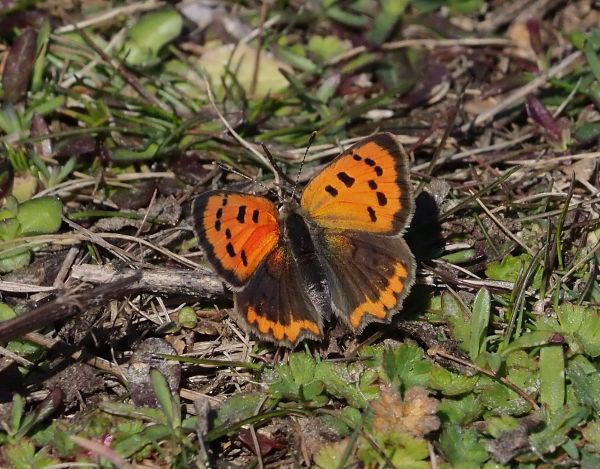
(0, 0), (599, 468)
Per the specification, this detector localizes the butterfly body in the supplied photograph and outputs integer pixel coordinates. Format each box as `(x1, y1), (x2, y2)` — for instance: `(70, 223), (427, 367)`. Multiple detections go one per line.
(193, 133), (415, 347)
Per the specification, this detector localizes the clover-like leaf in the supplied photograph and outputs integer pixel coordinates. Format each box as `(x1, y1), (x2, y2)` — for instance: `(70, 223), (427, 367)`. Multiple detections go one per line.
(429, 365), (478, 396)
(315, 361), (368, 409)
(382, 344), (431, 391)
(439, 394), (482, 425)
(440, 424), (489, 468)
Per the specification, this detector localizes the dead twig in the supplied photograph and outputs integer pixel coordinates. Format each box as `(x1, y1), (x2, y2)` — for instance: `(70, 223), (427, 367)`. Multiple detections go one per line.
(0, 274), (142, 344)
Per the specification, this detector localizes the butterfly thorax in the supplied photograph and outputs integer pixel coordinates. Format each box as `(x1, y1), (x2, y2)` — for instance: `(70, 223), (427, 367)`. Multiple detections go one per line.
(283, 210), (332, 322)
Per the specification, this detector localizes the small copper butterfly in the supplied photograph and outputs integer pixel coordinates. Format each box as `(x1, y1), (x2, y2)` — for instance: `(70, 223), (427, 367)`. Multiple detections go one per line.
(192, 133), (415, 347)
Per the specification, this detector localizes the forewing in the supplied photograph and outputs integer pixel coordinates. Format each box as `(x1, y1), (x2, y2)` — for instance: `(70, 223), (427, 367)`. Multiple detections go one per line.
(301, 133), (413, 235)
(315, 230), (415, 331)
(193, 191), (279, 288)
(234, 245), (324, 346)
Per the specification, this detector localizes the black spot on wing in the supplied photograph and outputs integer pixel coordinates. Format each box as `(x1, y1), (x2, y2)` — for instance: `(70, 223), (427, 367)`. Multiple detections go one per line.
(226, 243), (236, 257)
(237, 205), (246, 223)
(241, 250), (248, 267)
(214, 220), (221, 231)
(374, 166), (383, 176)
(225, 228), (232, 239)
(222, 197), (228, 206)
(352, 153), (362, 161)
(376, 192), (387, 206)
(325, 185), (338, 197)
(364, 157), (375, 166)
(216, 208), (223, 219)
(252, 209), (259, 223)
(337, 172), (355, 188)
(368, 180), (378, 190)
(367, 206), (377, 222)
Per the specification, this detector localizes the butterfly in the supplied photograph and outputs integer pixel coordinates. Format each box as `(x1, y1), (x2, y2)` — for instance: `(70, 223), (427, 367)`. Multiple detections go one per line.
(192, 133), (415, 347)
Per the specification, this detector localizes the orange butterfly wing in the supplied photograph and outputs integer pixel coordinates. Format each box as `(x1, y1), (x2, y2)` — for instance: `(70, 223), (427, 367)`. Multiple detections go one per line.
(313, 231), (415, 331)
(301, 133), (412, 235)
(193, 191), (280, 288)
(194, 191), (323, 345)
(301, 133), (416, 331)
(234, 245), (324, 346)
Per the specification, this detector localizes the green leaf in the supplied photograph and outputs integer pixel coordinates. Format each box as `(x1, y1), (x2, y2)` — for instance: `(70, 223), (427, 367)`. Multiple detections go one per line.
(325, 6), (370, 27)
(585, 41), (600, 83)
(4, 440), (59, 469)
(469, 288), (491, 360)
(357, 431), (429, 469)
(368, 14), (399, 44)
(486, 253), (542, 289)
(574, 121), (600, 144)
(557, 303), (600, 357)
(0, 302), (16, 321)
(440, 248), (478, 264)
(199, 43), (291, 99)
(315, 361), (368, 409)
(150, 369), (179, 429)
(413, 0), (446, 13)
(500, 330), (556, 356)
(9, 393), (25, 435)
(313, 438), (353, 469)
(320, 407), (362, 437)
(289, 352), (317, 385)
(0, 218), (21, 241)
(440, 424), (489, 468)
(265, 353), (327, 404)
(315, 74), (340, 103)
(212, 393), (264, 428)
(307, 35), (349, 63)
(382, 344), (431, 391)
(439, 394), (482, 425)
(484, 415), (519, 438)
(441, 292), (471, 351)
(113, 423), (172, 458)
(274, 46), (320, 73)
(31, 20), (50, 93)
(429, 366), (478, 396)
(122, 8), (183, 67)
(567, 361), (600, 412)
(14, 388), (62, 440)
(299, 379), (325, 402)
(16, 196), (62, 235)
(539, 345), (565, 412)
(177, 306), (197, 329)
(478, 381), (531, 416)
(529, 406), (589, 455)
(450, 0), (483, 14)
(99, 401), (167, 424)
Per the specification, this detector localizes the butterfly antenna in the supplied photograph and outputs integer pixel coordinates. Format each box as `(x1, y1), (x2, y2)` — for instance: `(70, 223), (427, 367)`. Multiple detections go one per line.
(212, 161), (274, 194)
(290, 131), (317, 201)
(260, 143), (295, 187)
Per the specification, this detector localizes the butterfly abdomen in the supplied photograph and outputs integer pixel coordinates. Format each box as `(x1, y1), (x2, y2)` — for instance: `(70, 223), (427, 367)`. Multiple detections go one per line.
(285, 212), (332, 321)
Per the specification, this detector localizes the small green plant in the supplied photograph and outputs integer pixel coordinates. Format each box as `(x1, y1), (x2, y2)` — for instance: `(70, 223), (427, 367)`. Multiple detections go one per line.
(0, 195), (62, 272)
(0, 390), (62, 468)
